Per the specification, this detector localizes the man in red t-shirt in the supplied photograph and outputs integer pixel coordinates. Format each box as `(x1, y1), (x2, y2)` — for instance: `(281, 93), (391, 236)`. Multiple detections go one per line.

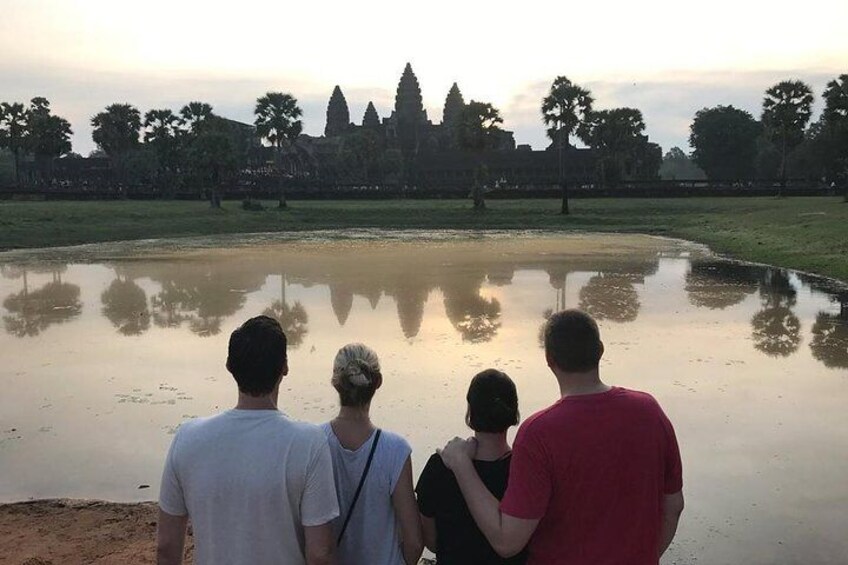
(440, 309), (684, 564)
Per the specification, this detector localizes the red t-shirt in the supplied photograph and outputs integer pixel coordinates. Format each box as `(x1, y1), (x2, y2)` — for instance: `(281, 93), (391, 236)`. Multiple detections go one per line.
(500, 386), (682, 565)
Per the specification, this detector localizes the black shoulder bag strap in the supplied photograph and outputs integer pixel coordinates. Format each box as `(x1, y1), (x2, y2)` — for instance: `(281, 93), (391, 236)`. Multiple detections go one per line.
(337, 428), (382, 546)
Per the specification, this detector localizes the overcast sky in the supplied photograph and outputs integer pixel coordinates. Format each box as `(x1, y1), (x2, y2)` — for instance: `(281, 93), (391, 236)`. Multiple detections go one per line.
(2, 0), (846, 155)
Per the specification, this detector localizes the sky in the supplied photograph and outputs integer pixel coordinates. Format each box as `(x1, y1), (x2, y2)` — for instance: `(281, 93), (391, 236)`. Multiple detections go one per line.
(1, 0), (846, 155)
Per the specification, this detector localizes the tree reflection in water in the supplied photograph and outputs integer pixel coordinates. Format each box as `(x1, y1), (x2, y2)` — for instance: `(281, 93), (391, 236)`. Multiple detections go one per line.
(685, 261), (760, 310)
(751, 269), (801, 357)
(101, 273), (150, 336)
(442, 273), (501, 343)
(810, 295), (848, 369)
(2, 265), (82, 337)
(578, 273), (640, 323)
(263, 274), (308, 349)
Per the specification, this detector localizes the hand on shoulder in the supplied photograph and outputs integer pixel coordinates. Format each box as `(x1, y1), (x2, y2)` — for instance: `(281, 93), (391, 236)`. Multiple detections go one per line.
(437, 436), (477, 471)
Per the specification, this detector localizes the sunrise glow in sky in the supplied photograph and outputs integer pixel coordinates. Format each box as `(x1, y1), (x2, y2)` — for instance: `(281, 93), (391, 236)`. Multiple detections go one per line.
(2, 0), (846, 154)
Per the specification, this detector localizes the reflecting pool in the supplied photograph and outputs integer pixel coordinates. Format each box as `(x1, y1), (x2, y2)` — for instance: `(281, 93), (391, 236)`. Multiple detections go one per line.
(0, 232), (846, 564)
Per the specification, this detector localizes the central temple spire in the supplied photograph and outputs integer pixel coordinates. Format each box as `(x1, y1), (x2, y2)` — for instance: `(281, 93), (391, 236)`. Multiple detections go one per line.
(394, 63), (424, 121)
(325, 85), (350, 137)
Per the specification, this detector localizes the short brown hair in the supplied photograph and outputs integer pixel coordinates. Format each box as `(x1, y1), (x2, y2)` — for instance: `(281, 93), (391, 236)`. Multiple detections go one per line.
(226, 316), (287, 396)
(544, 309), (603, 372)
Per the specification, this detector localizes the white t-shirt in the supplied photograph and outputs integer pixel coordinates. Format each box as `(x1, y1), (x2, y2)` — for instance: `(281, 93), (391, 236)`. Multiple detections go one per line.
(160, 409), (339, 565)
(321, 423), (412, 565)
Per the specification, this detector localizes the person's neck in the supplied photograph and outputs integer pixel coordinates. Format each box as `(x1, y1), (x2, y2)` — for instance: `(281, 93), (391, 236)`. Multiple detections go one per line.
(557, 370), (611, 398)
(235, 388), (279, 410)
(335, 404), (372, 426)
(473, 431), (511, 461)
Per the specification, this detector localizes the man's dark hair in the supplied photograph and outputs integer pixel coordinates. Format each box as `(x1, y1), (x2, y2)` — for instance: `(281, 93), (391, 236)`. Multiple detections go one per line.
(226, 316), (287, 396)
(544, 309), (603, 372)
(466, 369), (519, 433)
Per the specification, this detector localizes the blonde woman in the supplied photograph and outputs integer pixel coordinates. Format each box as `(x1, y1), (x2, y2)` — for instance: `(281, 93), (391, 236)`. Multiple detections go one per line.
(322, 343), (423, 565)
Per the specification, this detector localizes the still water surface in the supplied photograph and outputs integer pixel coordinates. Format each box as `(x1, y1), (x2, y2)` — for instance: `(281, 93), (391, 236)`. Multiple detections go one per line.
(0, 232), (846, 564)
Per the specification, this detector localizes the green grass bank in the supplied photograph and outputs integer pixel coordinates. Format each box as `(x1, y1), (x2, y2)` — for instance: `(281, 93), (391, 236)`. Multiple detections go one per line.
(0, 197), (846, 282)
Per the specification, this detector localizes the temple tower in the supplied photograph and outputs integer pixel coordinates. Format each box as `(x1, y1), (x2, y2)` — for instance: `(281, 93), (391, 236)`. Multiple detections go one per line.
(325, 85), (350, 137)
(442, 83), (465, 126)
(362, 101), (380, 129)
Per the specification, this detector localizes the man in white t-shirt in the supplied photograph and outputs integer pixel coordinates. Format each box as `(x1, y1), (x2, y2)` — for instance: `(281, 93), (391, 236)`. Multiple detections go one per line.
(156, 316), (339, 565)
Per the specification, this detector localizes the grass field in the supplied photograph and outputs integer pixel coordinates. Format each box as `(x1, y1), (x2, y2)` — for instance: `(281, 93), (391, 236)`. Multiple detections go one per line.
(0, 197), (846, 282)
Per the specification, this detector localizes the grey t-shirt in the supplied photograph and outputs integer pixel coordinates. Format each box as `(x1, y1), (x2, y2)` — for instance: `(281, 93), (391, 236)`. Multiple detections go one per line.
(160, 409), (339, 565)
(321, 423), (412, 565)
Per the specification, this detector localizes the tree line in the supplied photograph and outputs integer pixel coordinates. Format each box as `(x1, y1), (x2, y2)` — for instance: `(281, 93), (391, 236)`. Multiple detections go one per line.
(2, 74), (846, 209)
(668, 76), (848, 197)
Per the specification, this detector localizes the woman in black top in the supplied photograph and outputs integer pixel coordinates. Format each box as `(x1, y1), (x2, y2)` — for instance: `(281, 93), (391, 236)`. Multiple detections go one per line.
(415, 369), (527, 565)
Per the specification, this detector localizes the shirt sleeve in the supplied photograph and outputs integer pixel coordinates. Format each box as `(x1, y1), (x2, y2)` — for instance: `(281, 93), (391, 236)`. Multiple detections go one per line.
(158, 431), (187, 517)
(301, 432), (340, 527)
(499, 422), (552, 520)
(388, 434), (413, 494)
(415, 453), (440, 518)
(659, 409), (683, 494)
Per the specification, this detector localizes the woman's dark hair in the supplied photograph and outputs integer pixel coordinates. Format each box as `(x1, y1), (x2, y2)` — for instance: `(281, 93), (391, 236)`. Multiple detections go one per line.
(465, 369), (519, 433)
(226, 316), (287, 396)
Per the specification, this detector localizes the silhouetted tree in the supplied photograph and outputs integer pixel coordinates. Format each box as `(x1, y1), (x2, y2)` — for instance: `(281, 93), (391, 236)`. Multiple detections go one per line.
(254, 92), (303, 209)
(143, 108), (183, 191)
(91, 103), (142, 187)
(0, 102), (29, 184)
(541, 76), (593, 214)
(821, 75), (848, 198)
(180, 101), (213, 134)
(457, 101), (503, 210)
(185, 116), (246, 208)
(578, 108), (647, 187)
(26, 97), (73, 183)
(689, 105), (761, 180)
(762, 80), (814, 195)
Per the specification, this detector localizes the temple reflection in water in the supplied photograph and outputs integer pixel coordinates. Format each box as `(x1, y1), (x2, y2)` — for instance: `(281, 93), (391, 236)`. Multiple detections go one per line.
(1, 238), (845, 369)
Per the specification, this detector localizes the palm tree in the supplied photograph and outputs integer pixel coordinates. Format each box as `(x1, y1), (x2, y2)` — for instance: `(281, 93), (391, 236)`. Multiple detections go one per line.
(254, 92), (303, 209)
(91, 103), (141, 187)
(541, 76), (593, 215)
(457, 101), (503, 210)
(180, 101), (213, 134)
(0, 102), (29, 184)
(762, 80), (814, 196)
(25, 97), (73, 183)
(144, 109), (182, 190)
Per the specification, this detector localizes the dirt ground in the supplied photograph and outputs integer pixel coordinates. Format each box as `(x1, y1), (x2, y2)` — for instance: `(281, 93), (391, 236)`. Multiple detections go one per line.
(0, 499), (194, 565)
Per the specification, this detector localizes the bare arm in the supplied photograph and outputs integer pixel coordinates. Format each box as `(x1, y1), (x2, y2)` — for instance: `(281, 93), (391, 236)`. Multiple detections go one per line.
(441, 438), (538, 558)
(304, 522), (335, 565)
(392, 456), (424, 565)
(659, 490), (685, 556)
(156, 509), (188, 565)
(420, 513), (437, 553)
